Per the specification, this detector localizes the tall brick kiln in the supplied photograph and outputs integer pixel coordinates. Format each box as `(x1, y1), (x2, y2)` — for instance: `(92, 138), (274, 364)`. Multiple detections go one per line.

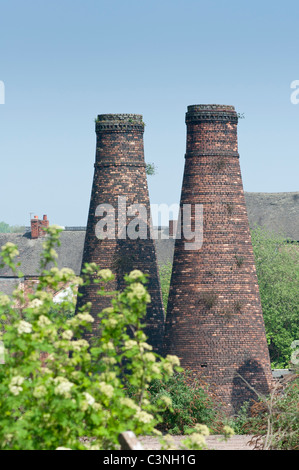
(164, 105), (273, 413)
(76, 114), (165, 354)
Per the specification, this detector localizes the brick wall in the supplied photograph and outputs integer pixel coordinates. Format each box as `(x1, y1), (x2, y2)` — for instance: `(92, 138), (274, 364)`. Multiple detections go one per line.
(163, 105), (273, 413)
(76, 114), (165, 354)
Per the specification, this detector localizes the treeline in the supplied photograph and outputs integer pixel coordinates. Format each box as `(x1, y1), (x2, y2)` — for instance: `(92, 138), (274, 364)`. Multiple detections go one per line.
(0, 222), (26, 233)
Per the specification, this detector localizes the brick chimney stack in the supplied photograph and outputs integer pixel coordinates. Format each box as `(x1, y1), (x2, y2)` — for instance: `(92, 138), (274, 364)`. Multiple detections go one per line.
(164, 105), (273, 413)
(76, 114), (165, 354)
(31, 215), (49, 239)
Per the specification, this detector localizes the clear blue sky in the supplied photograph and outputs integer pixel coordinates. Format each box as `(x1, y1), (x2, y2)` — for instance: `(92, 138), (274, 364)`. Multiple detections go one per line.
(0, 0), (298, 227)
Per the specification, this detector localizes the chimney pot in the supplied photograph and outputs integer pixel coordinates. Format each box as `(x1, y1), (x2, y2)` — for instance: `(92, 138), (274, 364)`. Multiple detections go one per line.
(30, 214), (49, 238)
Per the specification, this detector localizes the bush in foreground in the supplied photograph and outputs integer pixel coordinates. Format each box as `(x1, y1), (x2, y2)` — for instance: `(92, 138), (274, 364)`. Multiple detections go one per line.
(0, 227), (182, 450)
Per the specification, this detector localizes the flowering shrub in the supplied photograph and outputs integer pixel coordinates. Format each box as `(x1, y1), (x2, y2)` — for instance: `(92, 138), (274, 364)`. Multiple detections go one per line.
(0, 227), (181, 450)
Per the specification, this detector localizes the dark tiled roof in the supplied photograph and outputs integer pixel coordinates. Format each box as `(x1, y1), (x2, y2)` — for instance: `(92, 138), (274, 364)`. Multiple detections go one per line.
(0, 277), (23, 295)
(0, 231), (85, 276)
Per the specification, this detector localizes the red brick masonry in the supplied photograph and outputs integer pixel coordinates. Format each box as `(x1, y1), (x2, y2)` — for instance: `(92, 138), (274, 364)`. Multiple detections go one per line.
(76, 114), (165, 354)
(31, 215), (49, 239)
(164, 105), (273, 413)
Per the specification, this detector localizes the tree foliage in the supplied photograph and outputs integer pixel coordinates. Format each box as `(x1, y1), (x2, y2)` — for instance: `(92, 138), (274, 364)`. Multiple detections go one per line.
(251, 227), (299, 367)
(159, 261), (172, 310)
(0, 221), (26, 233)
(145, 163), (157, 176)
(0, 222), (10, 233)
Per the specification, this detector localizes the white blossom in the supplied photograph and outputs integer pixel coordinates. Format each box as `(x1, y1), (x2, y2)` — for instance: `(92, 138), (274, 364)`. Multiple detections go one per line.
(128, 282), (147, 300)
(28, 298), (43, 309)
(92, 402), (102, 411)
(163, 362), (174, 375)
(77, 313), (94, 323)
(54, 377), (74, 398)
(33, 385), (47, 398)
(140, 342), (153, 351)
(151, 363), (161, 374)
(102, 341), (114, 351)
(98, 269), (113, 281)
(98, 381), (114, 398)
(102, 356), (117, 365)
(186, 433), (207, 448)
(37, 315), (52, 327)
(135, 409), (153, 424)
(71, 339), (89, 351)
(124, 340), (137, 350)
(60, 267), (74, 276)
(165, 355), (180, 367)
(194, 424), (210, 436)
(2, 242), (19, 257)
(143, 352), (156, 362)
(62, 329), (73, 340)
(9, 376), (24, 396)
(0, 294), (11, 307)
(119, 397), (139, 410)
(105, 318), (117, 328)
(127, 270), (143, 280)
(17, 320), (32, 335)
(83, 392), (95, 406)
(160, 395), (172, 407)
(223, 425), (234, 438)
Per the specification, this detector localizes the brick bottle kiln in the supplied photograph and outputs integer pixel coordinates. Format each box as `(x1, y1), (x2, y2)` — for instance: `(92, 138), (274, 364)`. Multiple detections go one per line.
(76, 114), (165, 354)
(164, 105), (273, 413)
